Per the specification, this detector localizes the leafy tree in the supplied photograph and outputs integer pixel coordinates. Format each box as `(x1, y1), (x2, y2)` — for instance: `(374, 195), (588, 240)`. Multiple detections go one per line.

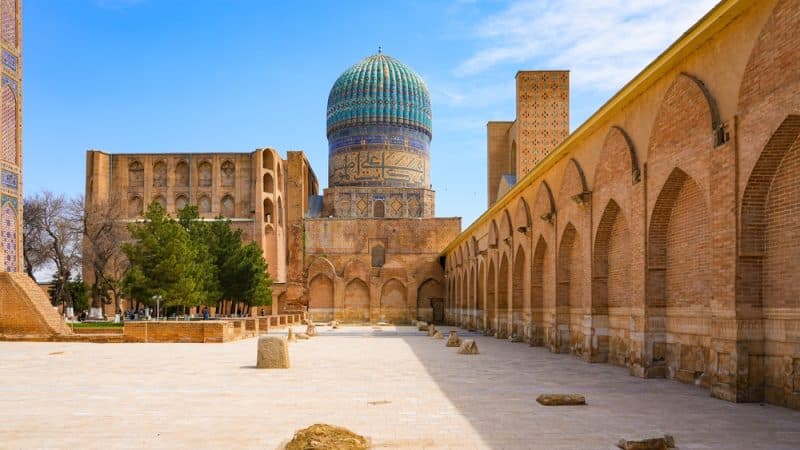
(51, 275), (89, 313)
(123, 202), (210, 311)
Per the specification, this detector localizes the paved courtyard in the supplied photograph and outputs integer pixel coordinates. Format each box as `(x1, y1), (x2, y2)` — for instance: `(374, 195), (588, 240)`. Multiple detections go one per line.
(1, 325), (798, 449)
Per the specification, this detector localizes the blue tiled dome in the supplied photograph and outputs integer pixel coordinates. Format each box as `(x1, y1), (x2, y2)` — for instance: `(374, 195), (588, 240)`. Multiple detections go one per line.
(326, 53), (432, 138)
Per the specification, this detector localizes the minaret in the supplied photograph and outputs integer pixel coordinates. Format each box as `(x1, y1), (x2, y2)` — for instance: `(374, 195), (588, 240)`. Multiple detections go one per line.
(0, 0), (22, 273)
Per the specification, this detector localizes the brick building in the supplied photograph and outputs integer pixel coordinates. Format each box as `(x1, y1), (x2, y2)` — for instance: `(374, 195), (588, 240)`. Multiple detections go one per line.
(84, 52), (460, 322)
(443, 0), (800, 410)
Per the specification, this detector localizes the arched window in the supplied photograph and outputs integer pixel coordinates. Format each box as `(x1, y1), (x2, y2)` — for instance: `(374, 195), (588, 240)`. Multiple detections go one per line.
(175, 161), (189, 187)
(175, 195), (188, 212)
(1, 85), (16, 165)
(221, 161), (235, 187)
(264, 151), (275, 170)
(198, 161), (212, 187)
(221, 195), (234, 217)
(198, 196), (211, 213)
(263, 198), (274, 224)
(263, 173), (274, 194)
(153, 161), (167, 187)
(129, 161), (144, 187)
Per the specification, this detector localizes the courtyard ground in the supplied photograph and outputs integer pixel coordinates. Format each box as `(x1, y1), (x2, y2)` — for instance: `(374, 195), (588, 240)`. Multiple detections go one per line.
(1, 325), (798, 449)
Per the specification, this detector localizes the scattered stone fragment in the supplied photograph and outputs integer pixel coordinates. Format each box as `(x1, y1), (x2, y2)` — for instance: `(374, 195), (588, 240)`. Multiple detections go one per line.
(376, 321), (389, 326)
(287, 328), (297, 342)
(483, 328), (494, 337)
(446, 330), (461, 347)
(510, 334), (523, 343)
(296, 333), (310, 340)
(256, 336), (290, 369)
(367, 400), (391, 406)
(285, 423), (369, 450)
(418, 321), (429, 332)
(330, 320), (339, 329)
(428, 325), (437, 337)
(306, 323), (317, 337)
(458, 339), (479, 355)
(616, 434), (675, 450)
(535, 394), (586, 406)
(433, 330), (444, 339)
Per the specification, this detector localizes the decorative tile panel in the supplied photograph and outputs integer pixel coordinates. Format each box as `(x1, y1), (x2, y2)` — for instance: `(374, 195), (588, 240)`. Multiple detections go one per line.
(1, 196), (17, 272)
(1, 169), (16, 189)
(1, 81), (15, 165)
(1, 49), (16, 72)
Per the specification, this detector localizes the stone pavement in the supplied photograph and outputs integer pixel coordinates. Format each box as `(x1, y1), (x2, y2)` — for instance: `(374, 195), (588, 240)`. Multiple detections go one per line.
(0, 326), (798, 449)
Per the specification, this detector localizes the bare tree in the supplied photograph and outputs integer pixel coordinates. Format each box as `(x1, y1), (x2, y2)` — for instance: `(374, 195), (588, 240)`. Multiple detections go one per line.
(83, 194), (130, 315)
(22, 198), (48, 279)
(22, 191), (83, 309)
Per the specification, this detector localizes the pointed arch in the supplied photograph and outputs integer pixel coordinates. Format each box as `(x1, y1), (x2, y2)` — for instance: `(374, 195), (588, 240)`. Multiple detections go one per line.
(153, 161), (167, 188)
(513, 197), (532, 233)
(344, 278), (370, 323)
(128, 161), (144, 188)
(511, 244), (527, 338)
(221, 195), (235, 218)
(555, 222), (581, 354)
(647, 167), (711, 384)
(496, 252), (510, 338)
(486, 258), (497, 332)
(308, 274), (334, 322)
(198, 161), (212, 187)
(737, 115), (800, 404)
(380, 278), (407, 323)
(175, 161), (189, 187)
(530, 235), (548, 346)
(221, 160), (235, 187)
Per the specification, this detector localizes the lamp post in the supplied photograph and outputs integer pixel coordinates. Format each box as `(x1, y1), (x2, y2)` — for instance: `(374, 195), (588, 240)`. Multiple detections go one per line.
(152, 295), (162, 321)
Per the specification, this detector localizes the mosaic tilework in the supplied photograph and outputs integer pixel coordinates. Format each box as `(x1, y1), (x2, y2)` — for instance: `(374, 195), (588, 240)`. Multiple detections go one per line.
(1, 169), (16, 189)
(516, 72), (569, 176)
(1, 49), (16, 72)
(2, 83), (15, 165)
(2, 200), (17, 272)
(1, 0), (15, 47)
(327, 54), (432, 138)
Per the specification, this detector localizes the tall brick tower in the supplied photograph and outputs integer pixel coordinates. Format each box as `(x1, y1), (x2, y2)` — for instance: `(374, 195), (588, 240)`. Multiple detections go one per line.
(487, 71), (569, 206)
(0, 0), (22, 273)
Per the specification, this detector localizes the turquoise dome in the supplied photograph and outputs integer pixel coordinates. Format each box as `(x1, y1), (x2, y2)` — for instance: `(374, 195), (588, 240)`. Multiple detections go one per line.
(326, 53), (432, 138)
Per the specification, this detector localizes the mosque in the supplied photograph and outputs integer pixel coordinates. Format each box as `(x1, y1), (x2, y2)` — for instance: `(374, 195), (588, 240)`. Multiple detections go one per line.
(84, 51), (461, 323)
(1, 0), (799, 411)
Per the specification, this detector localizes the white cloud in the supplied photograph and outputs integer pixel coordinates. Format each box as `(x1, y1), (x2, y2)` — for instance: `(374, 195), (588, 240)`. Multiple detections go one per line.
(455, 0), (718, 91)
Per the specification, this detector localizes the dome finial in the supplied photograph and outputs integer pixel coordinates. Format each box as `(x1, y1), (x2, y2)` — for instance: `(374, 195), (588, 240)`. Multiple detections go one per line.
(378, 45), (382, 54)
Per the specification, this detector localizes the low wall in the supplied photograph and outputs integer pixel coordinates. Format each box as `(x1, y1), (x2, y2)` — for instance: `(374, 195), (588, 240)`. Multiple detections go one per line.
(124, 321), (239, 343)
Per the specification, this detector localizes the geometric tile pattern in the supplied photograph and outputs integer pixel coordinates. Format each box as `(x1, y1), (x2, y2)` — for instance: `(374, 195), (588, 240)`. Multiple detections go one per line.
(2, 200), (16, 272)
(2, 84), (15, 165)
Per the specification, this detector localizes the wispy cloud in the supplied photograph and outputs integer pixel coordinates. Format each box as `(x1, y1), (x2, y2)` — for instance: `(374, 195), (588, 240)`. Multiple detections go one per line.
(455, 0), (718, 91)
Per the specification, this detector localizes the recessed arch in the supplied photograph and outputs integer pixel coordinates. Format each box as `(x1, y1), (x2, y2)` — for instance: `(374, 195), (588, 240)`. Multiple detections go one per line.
(511, 244), (527, 338)
(555, 222), (581, 354)
(221, 195), (235, 218)
(308, 274), (334, 322)
(128, 161), (144, 187)
(175, 161), (189, 187)
(530, 235), (548, 346)
(263, 172), (274, 194)
(221, 160), (235, 187)
(344, 278), (370, 323)
(496, 252), (510, 337)
(153, 161), (167, 188)
(380, 278), (407, 323)
(198, 161), (212, 188)
(198, 195), (211, 214)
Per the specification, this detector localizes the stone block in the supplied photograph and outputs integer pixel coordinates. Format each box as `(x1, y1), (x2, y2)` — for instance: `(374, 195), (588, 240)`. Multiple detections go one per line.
(446, 330), (461, 347)
(458, 339), (479, 355)
(287, 328), (297, 342)
(428, 325), (437, 337)
(256, 336), (290, 369)
(535, 394), (586, 406)
(616, 434), (675, 450)
(433, 330), (443, 339)
(306, 323), (317, 337)
(296, 333), (310, 340)
(418, 321), (428, 332)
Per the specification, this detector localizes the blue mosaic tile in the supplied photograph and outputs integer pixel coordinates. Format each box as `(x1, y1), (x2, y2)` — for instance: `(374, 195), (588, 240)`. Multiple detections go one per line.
(1, 170), (16, 190)
(1, 50), (16, 72)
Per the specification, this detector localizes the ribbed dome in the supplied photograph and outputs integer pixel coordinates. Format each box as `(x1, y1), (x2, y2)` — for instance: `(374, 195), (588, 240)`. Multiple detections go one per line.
(326, 53), (432, 138)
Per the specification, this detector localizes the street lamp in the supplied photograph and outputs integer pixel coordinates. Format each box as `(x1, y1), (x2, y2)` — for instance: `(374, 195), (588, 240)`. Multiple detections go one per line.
(152, 295), (162, 321)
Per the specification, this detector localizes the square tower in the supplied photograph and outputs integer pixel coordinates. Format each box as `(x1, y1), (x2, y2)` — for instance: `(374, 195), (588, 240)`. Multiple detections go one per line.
(515, 70), (570, 176)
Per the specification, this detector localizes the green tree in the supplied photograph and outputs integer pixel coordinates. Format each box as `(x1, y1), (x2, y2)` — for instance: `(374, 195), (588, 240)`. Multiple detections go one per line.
(123, 202), (210, 311)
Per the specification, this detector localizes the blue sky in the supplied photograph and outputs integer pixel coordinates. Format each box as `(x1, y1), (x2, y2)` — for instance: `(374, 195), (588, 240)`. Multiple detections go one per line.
(23, 0), (716, 226)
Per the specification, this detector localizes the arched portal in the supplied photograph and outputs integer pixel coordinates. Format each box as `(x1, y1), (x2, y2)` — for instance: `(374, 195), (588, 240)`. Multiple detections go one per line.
(530, 236), (547, 346)
(308, 275), (334, 322)
(344, 278), (370, 323)
(497, 253), (510, 338)
(511, 245), (527, 338)
(556, 223), (581, 354)
(380, 279), (407, 323)
(486, 260), (496, 332)
(417, 279), (442, 324)
(647, 168), (710, 384)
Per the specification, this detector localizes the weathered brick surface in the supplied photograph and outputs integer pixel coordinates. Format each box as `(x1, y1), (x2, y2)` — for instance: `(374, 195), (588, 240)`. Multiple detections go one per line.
(123, 321), (243, 343)
(444, 0), (800, 410)
(0, 273), (72, 337)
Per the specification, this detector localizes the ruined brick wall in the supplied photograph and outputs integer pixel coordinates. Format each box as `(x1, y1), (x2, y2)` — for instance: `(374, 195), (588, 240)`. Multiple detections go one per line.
(443, 0), (800, 410)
